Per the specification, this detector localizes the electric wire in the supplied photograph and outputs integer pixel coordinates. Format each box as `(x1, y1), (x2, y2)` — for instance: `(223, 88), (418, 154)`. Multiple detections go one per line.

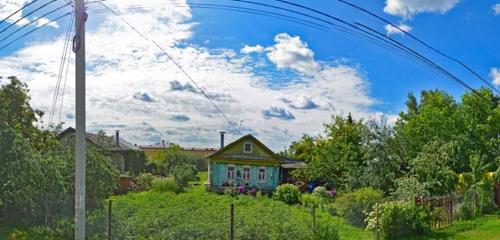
(0, 12), (72, 50)
(0, 0), (40, 26)
(49, 12), (74, 124)
(335, 0), (499, 94)
(0, 0), (59, 35)
(0, 3), (71, 44)
(57, 12), (75, 123)
(97, 1), (235, 126)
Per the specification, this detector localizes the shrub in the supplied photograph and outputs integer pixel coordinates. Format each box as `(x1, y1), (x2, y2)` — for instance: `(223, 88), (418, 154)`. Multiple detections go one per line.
(314, 221), (339, 240)
(334, 187), (384, 227)
(391, 176), (430, 202)
(366, 201), (430, 240)
(135, 172), (155, 191)
(312, 186), (329, 199)
(151, 177), (182, 193)
(274, 184), (301, 204)
(171, 164), (197, 188)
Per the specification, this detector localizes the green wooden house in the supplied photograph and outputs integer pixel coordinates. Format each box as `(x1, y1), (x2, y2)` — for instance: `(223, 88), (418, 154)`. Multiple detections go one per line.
(206, 134), (304, 193)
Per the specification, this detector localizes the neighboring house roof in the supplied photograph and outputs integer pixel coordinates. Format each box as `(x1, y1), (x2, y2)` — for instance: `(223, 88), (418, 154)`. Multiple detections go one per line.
(280, 158), (307, 169)
(57, 127), (140, 151)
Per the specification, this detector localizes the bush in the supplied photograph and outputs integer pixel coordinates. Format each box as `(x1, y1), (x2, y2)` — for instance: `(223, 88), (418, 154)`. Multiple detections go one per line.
(151, 177), (182, 193)
(171, 164), (197, 188)
(314, 221), (339, 240)
(391, 176), (430, 202)
(135, 172), (155, 191)
(366, 201), (430, 240)
(274, 184), (301, 205)
(334, 187), (384, 227)
(312, 186), (329, 199)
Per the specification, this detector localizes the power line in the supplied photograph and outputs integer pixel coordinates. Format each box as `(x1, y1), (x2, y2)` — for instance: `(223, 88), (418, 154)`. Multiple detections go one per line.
(0, 3), (71, 44)
(97, 1), (235, 126)
(0, 0), (58, 35)
(0, 12), (71, 50)
(334, 0), (499, 94)
(268, 0), (487, 99)
(0, 0), (40, 26)
(49, 11), (74, 124)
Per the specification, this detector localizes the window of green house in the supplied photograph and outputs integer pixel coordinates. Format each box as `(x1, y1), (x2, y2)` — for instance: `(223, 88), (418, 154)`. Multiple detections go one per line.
(244, 142), (252, 153)
(243, 166), (251, 180)
(258, 167), (266, 182)
(227, 165), (235, 180)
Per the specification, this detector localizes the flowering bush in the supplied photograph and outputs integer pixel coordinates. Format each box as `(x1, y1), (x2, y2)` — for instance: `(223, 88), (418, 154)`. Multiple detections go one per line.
(274, 184), (301, 204)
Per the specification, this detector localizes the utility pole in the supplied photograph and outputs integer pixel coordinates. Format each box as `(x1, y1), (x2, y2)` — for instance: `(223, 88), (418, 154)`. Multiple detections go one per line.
(73, 0), (86, 239)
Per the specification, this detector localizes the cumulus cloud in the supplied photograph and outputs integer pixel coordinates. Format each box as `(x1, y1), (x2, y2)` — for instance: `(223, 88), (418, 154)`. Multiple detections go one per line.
(0, 0), (30, 25)
(262, 106), (295, 120)
(35, 17), (60, 29)
(490, 68), (500, 86)
(171, 114), (190, 122)
(241, 44), (264, 54)
(385, 24), (412, 35)
(133, 92), (156, 102)
(493, 3), (500, 15)
(265, 33), (319, 74)
(170, 80), (198, 93)
(283, 95), (319, 110)
(384, 0), (460, 19)
(0, 0), (395, 150)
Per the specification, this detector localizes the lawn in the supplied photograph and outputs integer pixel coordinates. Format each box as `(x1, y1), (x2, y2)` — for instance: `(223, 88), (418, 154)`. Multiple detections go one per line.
(405, 215), (500, 240)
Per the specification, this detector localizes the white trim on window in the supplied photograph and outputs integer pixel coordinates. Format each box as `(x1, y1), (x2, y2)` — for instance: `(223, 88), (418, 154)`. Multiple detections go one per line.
(258, 166), (266, 182)
(242, 165), (251, 181)
(227, 165), (235, 180)
(243, 142), (252, 153)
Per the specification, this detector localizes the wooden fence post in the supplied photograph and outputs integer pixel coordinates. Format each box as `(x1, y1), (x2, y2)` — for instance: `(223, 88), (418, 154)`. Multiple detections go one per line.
(230, 203), (234, 240)
(108, 200), (112, 240)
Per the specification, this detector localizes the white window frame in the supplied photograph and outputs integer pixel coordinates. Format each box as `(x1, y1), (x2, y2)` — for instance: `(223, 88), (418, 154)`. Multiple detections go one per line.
(242, 166), (251, 181)
(227, 165), (235, 180)
(258, 166), (266, 182)
(244, 142), (252, 153)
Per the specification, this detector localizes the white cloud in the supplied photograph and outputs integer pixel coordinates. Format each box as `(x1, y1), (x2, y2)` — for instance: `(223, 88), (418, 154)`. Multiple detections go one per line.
(0, 0), (30, 25)
(0, 0), (396, 150)
(490, 68), (500, 86)
(265, 33), (319, 74)
(384, 0), (460, 19)
(35, 17), (59, 29)
(493, 3), (500, 15)
(240, 44), (264, 54)
(385, 24), (412, 35)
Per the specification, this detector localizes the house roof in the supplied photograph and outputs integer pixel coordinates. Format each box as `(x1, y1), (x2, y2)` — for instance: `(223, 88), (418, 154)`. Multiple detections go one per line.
(57, 127), (140, 151)
(206, 134), (279, 160)
(280, 158), (307, 169)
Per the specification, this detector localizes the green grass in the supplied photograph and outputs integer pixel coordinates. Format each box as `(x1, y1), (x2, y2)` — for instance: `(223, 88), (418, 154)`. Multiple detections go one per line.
(404, 215), (500, 240)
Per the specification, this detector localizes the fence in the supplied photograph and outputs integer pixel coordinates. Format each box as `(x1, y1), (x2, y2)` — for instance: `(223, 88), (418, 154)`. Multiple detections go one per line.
(415, 196), (453, 229)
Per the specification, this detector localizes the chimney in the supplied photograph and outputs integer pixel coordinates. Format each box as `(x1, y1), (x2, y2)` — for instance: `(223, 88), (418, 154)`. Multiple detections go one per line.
(115, 130), (120, 147)
(220, 131), (226, 148)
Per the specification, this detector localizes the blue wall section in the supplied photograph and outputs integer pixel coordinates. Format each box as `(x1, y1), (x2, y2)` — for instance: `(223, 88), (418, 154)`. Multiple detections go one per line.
(210, 162), (279, 190)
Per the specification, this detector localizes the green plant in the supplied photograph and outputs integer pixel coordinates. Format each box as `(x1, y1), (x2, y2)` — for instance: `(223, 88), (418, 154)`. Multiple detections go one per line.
(314, 220), (339, 240)
(135, 172), (155, 191)
(334, 187), (384, 227)
(151, 177), (182, 193)
(391, 176), (430, 202)
(171, 164), (197, 188)
(274, 184), (301, 205)
(365, 201), (430, 240)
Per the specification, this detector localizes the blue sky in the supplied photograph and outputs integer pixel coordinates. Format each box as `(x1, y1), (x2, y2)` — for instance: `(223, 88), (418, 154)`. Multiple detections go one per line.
(0, 0), (499, 150)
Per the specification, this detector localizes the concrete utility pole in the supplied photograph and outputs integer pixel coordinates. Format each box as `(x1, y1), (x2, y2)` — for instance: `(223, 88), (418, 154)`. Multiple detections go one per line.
(73, 0), (86, 239)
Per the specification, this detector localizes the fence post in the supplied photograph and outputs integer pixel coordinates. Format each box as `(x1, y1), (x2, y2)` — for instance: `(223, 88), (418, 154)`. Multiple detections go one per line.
(108, 200), (112, 240)
(230, 203), (234, 240)
(311, 206), (316, 235)
(376, 204), (380, 240)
